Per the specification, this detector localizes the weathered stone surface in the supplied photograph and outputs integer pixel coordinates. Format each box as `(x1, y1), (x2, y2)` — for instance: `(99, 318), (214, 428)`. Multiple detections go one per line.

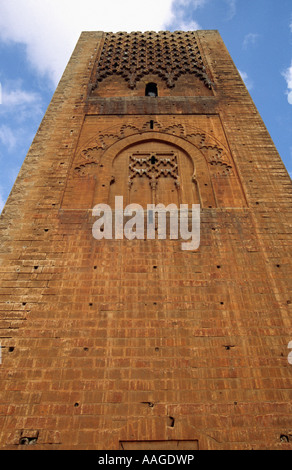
(0, 30), (291, 450)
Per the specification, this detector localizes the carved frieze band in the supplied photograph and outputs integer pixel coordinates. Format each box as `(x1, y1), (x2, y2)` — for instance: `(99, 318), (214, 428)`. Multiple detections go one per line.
(73, 121), (233, 178)
(91, 31), (212, 91)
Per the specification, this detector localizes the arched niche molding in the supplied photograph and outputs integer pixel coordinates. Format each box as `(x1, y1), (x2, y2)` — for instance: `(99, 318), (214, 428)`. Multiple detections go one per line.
(93, 132), (216, 209)
(65, 121), (247, 210)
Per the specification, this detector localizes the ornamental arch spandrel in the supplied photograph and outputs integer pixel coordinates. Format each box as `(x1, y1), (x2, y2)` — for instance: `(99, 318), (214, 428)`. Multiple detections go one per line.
(62, 122), (246, 210)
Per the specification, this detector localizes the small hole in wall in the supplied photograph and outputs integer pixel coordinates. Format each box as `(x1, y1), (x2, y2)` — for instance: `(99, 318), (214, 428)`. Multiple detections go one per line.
(141, 401), (155, 408)
(19, 437), (38, 446)
(217, 265), (221, 269)
(89, 303), (93, 307)
(168, 416), (175, 428)
(19, 438), (29, 445)
(94, 266), (97, 270)
(280, 435), (289, 443)
(74, 403), (80, 407)
(276, 264), (281, 268)
(34, 266), (39, 270)
(9, 347), (15, 353)
(220, 302), (224, 305)
(153, 265), (157, 269)
(22, 302), (27, 306)
(155, 347), (159, 352)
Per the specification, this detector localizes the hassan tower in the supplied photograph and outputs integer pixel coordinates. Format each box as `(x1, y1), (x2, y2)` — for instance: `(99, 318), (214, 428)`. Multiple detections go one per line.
(0, 30), (291, 450)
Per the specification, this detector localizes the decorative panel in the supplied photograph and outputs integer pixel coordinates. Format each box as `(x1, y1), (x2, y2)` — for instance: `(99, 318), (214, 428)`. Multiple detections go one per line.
(62, 115), (246, 209)
(91, 31), (212, 92)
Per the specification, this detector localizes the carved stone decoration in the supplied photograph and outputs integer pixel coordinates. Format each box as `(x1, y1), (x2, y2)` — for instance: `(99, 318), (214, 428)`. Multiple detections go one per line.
(74, 162), (99, 176)
(209, 161), (233, 177)
(80, 146), (104, 162)
(99, 133), (120, 149)
(120, 124), (140, 138)
(128, 152), (179, 191)
(142, 120), (163, 132)
(163, 124), (185, 138)
(200, 145), (233, 176)
(91, 31), (212, 91)
(73, 120), (233, 179)
(202, 146), (225, 163)
(186, 133), (207, 148)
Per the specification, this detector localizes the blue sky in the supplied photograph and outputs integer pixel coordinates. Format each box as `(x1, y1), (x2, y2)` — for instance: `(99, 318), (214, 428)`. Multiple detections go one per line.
(0, 0), (291, 212)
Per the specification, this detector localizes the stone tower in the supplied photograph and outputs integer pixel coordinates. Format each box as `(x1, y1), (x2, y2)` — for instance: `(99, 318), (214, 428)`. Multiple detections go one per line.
(0, 30), (291, 450)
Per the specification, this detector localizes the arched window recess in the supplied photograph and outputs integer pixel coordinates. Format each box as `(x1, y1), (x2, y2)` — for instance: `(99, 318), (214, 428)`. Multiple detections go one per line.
(145, 83), (158, 97)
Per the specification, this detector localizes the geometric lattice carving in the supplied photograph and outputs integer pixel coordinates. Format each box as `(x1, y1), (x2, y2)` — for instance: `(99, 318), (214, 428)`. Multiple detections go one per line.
(92, 31), (212, 91)
(129, 151), (179, 189)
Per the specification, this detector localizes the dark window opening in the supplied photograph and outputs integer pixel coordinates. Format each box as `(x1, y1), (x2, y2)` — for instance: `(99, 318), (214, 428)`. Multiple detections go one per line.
(145, 83), (158, 97)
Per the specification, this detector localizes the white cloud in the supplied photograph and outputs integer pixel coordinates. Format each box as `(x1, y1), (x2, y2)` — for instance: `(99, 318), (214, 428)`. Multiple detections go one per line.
(0, 0), (175, 87)
(283, 63), (292, 105)
(174, 0), (208, 7)
(0, 125), (17, 152)
(243, 33), (259, 50)
(239, 70), (253, 91)
(169, 0), (209, 30)
(0, 82), (44, 123)
(176, 20), (201, 31)
(224, 0), (236, 20)
(284, 21), (292, 104)
(2, 88), (41, 108)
